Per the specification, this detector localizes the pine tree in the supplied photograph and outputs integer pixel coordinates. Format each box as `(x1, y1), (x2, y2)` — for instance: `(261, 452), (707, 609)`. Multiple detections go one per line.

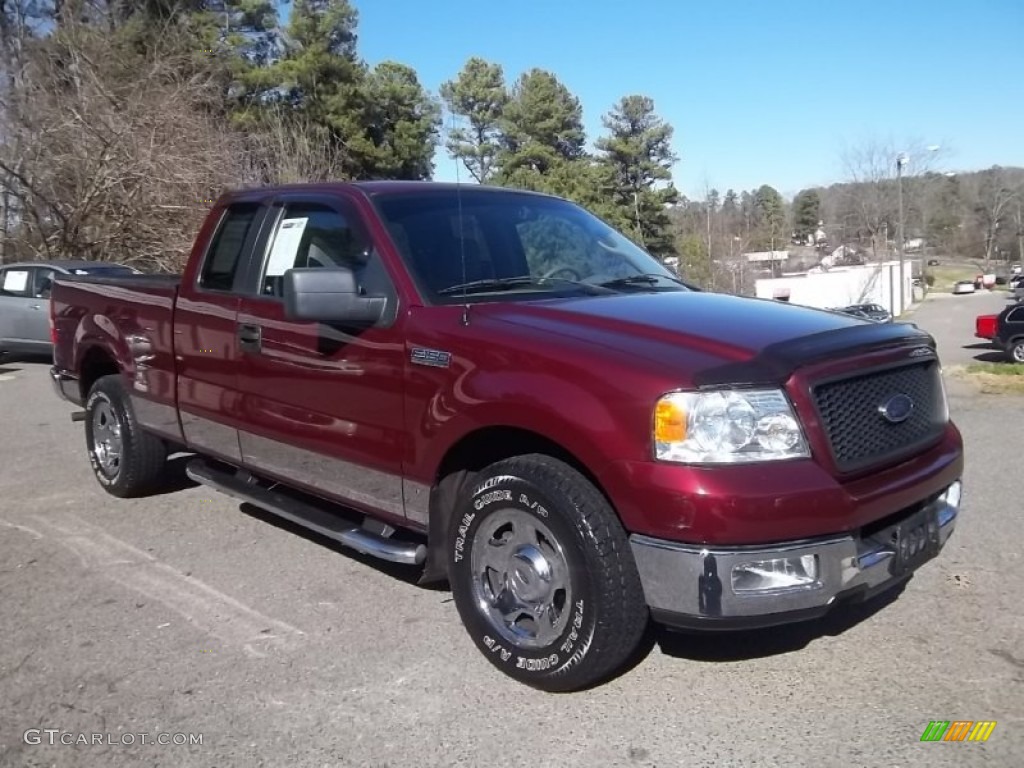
(595, 95), (679, 255)
(440, 57), (508, 183)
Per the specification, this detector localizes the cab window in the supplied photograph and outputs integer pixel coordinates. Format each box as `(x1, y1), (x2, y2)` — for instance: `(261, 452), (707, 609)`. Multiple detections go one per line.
(199, 203), (261, 292)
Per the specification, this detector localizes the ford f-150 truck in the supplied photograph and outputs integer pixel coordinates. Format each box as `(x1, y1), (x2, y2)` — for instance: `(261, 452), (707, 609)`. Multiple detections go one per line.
(50, 182), (964, 691)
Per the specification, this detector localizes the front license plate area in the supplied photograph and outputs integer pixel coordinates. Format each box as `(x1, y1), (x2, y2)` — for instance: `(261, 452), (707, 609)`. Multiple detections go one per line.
(890, 507), (940, 575)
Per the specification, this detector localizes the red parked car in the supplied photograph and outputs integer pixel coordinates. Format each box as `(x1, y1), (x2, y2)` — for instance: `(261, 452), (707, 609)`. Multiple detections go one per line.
(976, 313), (999, 342)
(48, 182), (964, 691)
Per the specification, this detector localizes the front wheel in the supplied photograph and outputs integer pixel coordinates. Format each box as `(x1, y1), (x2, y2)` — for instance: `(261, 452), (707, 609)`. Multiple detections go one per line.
(85, 374), (167, 497)
(448, 454), (648, 692)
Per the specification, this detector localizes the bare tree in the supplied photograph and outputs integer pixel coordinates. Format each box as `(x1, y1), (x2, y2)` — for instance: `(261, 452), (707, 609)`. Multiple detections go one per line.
(245, 107), (350, 186)
(838, 136), (944, 259)
(969, 167), (1018, 267)
(0, 20), (253, 271)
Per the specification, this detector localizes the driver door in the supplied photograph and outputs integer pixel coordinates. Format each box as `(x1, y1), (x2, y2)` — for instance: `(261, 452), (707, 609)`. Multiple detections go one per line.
(234, 193), (409, 521)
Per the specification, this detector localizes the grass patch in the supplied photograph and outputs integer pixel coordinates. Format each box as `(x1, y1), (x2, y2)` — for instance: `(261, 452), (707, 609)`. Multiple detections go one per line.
(966, 362), (1024, 376)
(952, 362), (1024, 393)
(928, 266), (978, 292)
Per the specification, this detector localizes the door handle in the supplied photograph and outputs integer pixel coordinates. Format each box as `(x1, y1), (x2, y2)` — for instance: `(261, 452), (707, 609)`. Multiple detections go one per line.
(237, 323), (262, 353)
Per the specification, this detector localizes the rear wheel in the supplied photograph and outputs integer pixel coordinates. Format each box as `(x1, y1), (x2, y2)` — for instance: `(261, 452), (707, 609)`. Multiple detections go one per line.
(448, 454), (648, 692)
(85, 374), (167, 497)
(1010, 339), (1024, 364)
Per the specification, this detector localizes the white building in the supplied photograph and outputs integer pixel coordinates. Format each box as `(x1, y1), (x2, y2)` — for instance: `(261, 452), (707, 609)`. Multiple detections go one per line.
(744, 251), (789, 265)
(754, 261), (916, 317)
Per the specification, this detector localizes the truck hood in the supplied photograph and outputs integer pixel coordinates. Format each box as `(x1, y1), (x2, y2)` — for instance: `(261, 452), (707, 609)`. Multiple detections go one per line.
(476, 291), (934, 384)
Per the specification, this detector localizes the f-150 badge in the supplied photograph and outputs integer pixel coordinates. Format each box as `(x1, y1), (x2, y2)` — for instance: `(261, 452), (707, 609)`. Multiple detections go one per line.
(411, 347), (452, 368)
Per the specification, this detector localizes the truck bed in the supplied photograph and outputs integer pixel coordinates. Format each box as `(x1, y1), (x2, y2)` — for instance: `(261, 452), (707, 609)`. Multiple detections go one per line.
(50, 272), (182, 446)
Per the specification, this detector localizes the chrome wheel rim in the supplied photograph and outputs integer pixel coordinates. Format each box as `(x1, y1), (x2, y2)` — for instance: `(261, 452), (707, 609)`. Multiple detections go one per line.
(1014, 345), (1024, 363)
(470, 508), (572, 649)
(91, 399), (123, 477)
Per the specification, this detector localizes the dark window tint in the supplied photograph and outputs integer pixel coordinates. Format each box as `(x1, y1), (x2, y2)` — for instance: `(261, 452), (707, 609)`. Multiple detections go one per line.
(372, 190), (679, 303)
(1008, 307), (1024, 323)
(33, 268), (56, 298)
(200, 203), (260, 292)
(259, 202), (373, 298)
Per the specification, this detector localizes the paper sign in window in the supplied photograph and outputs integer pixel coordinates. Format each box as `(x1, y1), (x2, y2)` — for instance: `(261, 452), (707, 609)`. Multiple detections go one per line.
(265, 217), (309, 277)
(2, 270), (29, 292)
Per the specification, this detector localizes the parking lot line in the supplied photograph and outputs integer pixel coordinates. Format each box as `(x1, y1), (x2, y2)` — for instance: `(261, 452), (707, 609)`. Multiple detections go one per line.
(26, 512), (307, 657)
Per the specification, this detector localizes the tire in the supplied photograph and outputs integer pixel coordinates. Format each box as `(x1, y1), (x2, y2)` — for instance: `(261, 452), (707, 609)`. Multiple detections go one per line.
(84, 374), (167, 497)
(1010, 339), (1024, 364)
(448, 454), (648, 692)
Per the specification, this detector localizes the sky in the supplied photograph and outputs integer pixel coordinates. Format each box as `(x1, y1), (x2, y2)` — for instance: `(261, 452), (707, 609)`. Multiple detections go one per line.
(281, 0), (1024, 200)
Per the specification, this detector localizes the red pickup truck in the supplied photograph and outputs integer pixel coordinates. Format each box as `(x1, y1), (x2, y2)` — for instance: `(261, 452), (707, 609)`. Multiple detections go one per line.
(50, 182), (964, 691)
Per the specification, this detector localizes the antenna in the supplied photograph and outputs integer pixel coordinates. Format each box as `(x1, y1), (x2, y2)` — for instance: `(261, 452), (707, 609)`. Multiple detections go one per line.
(451, 109), (470, 324)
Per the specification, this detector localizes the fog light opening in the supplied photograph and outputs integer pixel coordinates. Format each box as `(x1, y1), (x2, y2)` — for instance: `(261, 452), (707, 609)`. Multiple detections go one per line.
(731, 555), (820, 594)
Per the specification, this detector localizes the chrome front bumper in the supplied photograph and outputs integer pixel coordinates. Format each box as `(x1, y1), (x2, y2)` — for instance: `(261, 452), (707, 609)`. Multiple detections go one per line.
(631, 481), (961, 629)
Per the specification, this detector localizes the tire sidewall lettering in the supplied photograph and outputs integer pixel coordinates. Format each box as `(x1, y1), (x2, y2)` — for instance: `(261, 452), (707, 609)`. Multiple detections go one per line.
(451, 473), (597, 674)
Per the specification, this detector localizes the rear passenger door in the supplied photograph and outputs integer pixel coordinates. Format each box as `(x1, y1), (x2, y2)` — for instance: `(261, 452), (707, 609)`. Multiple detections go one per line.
(175, 202), (268, 463)
(233, 194), (411, 522)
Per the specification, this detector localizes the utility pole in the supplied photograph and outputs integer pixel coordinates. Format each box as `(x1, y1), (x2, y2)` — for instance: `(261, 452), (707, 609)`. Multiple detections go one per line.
(896, 153), (909, 312)
(1017, 199), (1023, 265)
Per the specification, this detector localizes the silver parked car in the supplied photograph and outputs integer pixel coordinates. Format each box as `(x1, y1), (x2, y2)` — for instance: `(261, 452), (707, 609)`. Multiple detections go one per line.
(0, 260), (139, 359)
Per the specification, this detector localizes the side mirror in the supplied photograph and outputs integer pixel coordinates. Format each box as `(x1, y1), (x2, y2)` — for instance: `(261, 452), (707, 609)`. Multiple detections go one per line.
(282, 267), (385, 326)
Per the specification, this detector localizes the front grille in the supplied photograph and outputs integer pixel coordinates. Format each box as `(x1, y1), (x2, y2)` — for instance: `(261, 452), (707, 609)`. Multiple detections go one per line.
(812, 361), (945, 473)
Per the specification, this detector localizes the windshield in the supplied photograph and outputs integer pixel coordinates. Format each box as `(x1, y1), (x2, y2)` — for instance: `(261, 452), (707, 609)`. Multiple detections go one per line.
(372, 189), (686, 303)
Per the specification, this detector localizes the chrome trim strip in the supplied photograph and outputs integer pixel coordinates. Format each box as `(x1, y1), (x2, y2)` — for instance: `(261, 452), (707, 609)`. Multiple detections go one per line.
(239, 431), (406, 519)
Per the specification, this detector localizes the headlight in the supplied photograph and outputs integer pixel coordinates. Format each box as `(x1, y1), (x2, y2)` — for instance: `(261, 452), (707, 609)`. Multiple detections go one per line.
(654, 389), (810, 464)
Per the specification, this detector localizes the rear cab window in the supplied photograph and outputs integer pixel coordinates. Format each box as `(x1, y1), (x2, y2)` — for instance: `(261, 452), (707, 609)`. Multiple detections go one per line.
(199, 203), (262, 292)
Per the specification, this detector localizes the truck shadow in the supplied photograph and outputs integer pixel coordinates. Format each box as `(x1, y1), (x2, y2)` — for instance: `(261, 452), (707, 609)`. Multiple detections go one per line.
(649, 583), (906, 664)
(155, 455), (201, 494)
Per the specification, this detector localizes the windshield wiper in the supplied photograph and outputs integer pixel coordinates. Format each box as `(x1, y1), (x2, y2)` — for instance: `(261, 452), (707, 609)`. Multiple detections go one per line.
(595, 273), (693, 290)
(437, 276), (612, 296)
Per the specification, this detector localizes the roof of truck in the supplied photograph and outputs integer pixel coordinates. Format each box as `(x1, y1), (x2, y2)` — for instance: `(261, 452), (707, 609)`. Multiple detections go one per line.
(220, 180), (557, 202)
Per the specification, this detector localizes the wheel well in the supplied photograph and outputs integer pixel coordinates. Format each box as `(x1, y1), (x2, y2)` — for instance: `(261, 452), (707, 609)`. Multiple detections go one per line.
(79, 347), (120, 400)
(419, 426), (608, 587)
(436, 426), (602, 491)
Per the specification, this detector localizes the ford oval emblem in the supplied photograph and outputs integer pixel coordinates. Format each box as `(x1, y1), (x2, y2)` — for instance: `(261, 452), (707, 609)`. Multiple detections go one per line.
(879, 393), (914, 424)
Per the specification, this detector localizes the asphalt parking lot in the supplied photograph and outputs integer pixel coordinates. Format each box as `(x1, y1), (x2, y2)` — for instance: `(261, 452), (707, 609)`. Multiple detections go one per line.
(905, 288), (1013, 368)
(1, 301), (1022, 767)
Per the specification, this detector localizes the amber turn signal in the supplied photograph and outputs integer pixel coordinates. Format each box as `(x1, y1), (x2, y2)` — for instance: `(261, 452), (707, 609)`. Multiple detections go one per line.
(654, 398), (687, 443)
